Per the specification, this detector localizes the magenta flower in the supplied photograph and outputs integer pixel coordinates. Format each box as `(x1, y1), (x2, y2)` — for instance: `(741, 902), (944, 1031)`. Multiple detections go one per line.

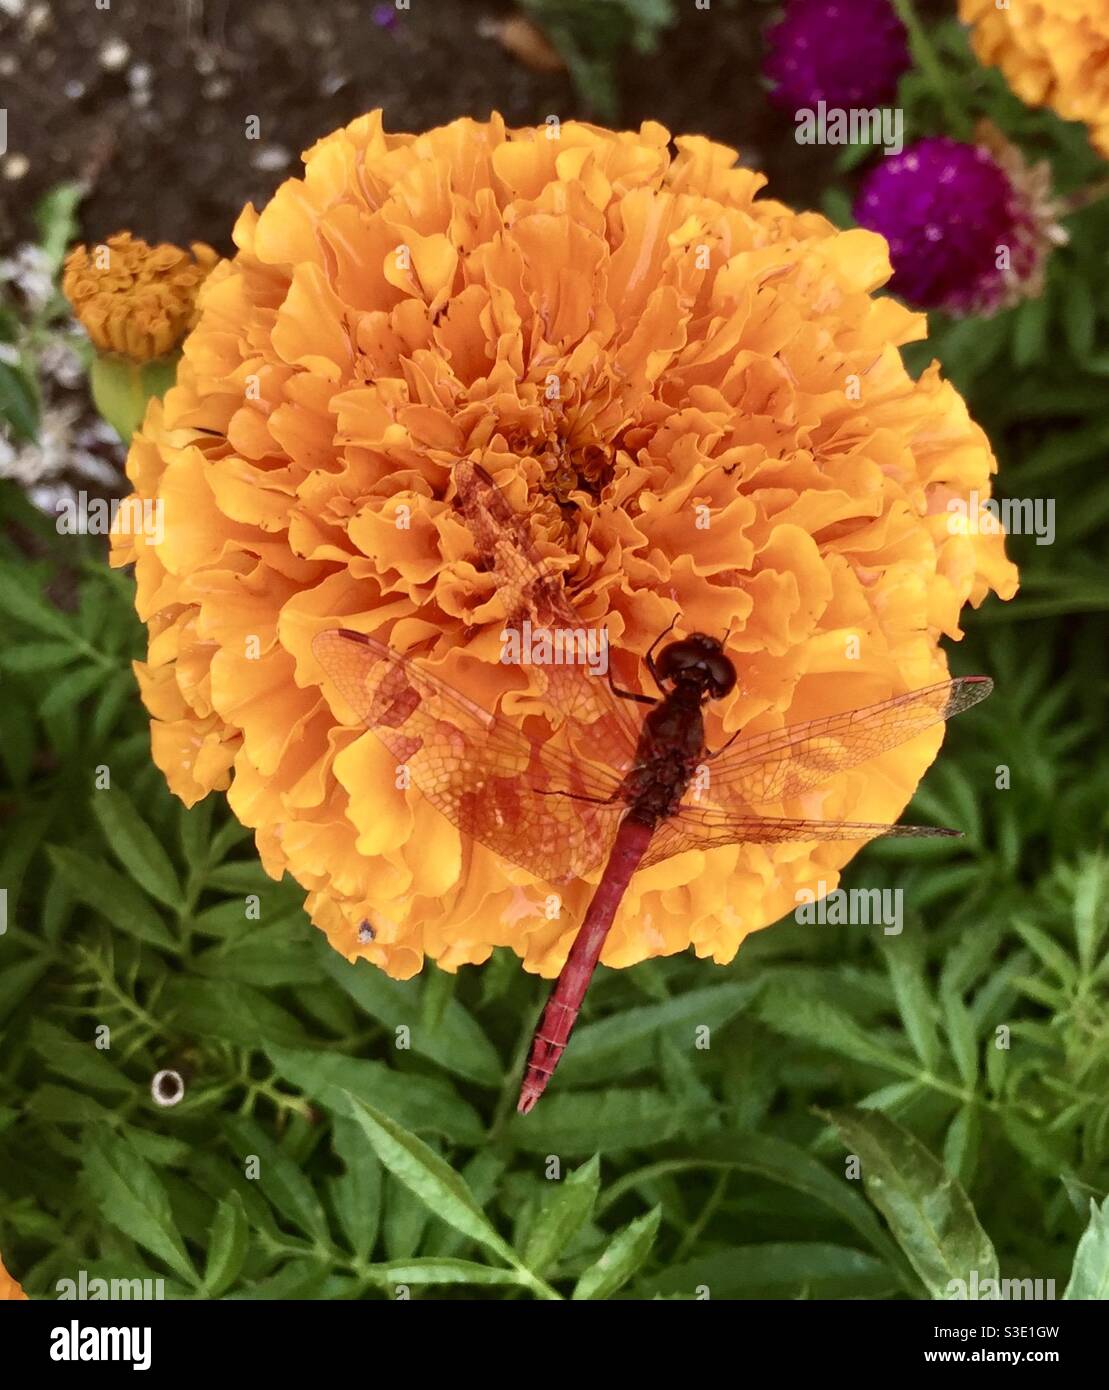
(763, 0), (910, 111)
(854, 133), (1065, 316)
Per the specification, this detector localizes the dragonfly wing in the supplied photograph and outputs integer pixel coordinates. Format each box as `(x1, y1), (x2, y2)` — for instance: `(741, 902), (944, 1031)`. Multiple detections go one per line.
(315, 628), (625, 884)
(639, 804), (960, 870)
(453, 460), (643, 767)
(704, 676), (992, 811)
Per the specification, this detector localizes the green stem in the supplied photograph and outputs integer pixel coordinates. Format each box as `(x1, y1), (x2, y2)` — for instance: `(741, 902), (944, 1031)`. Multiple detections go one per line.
(889, 0), (974, 141)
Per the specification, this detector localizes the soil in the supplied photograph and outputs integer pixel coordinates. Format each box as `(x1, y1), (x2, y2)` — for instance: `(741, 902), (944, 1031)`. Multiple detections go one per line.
(0, 0), (851, 256)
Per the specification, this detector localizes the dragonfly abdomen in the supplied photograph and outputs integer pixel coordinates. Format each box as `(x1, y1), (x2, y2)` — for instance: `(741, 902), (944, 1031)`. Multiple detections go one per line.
(517, 817), (653, 1113)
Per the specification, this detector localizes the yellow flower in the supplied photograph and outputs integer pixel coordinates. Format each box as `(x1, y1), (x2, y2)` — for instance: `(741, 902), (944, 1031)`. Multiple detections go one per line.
(63, 232), (219, 362)
(960, 0), (1109, 157)
(109, 111), (1017, 980)
(0, 1252), (27, 1299)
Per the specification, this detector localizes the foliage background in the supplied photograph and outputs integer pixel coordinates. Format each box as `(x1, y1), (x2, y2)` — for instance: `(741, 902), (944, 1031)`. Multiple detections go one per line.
(0, 0), (1107, 1299)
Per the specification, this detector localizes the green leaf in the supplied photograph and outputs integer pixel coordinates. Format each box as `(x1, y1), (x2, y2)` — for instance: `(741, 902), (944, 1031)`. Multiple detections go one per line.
(320, 946), (502, 1087)
(342, 1094), (521, 1274)
(0, 566), (75, 639)
(331, 1116), (383, 1261)
(40, 664), (106, 720)
(164, 980), (307, 1047)
(759, 991), (910, 1075)
(883, 943), (941, 1072)
(694, 1132), (913, 1287)
(822, 1107), (998, 1299)
(92, 788), (182, 909)
(203, 1193), (250, 1297)
(193, 935), (324, 988)
(0, 957), (49, 1024)
(555, 981), (757, 1084)
(34, 180), (85, 273)
(0, 641), (79, 673)
(225, 1117), (330, 1243)
(640, 1243), (893, 1299)
(572, 1204), (660, 1300)
(940, 987), (980, 1089)
(265, 1043), (484, 1145)
(942, 1106), (981, 1189)
(508, 1088), (710, 1156)
(29, 1019), (132, 1094)
(523, 1155), (601, 1274)
(0, 360), (39, 442)
(1063, 1197), (1109, 1299)
(1011, 917), (1078, 986)
(47, 845), (174, 949)
(82, 1130), (196, 1285)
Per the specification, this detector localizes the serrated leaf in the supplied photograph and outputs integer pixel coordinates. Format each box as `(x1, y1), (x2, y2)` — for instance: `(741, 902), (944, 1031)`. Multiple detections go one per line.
(382, 1172), (431, 1261)
(320, 945), (501, 1087)
(759, 991), (910, 1075)
(203, 1193), (249, 1297)
(523, 1155), (601, 1274)
(0, 360), (39, 442)
(265, 1043), (484, 1145)
(640, 1242), (892, 1299)
(224, 1117), (329, 1243)
(1063, 1197), (1109, 1299)
(0, 567), (74, 638)
(942, 1106), (981, 1188)
(694, 1131), (912, 1287)
(331, 1116), (383, 1262)
(82, 1130), (196, 1285)
(508, 1088), (709, 1156)
(35, 180), (84, 273)
(0, 641), (79, 673)
(573, 1204), (660, 1299)
(940, 988), (980, 1089)
(92, 788), (181, 909)
(883, 943), (940, 1072)
(163, 978), (307, 1047)
(555, 981), (757, 1085)
(29, 1019), (132, 1094)
(1011, 917), (1078, 986)
(47, 845), (174, 949)
(342, 1094), (520, 1273)
(0, 957), (49, 1024)
(823, 1107), (998, 1299)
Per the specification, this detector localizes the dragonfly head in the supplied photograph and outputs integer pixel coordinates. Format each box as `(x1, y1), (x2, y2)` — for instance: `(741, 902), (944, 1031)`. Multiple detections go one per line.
(656, 633), (737, 701)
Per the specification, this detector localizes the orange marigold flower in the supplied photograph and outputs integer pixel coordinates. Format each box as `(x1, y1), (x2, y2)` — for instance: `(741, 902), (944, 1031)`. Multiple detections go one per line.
(109, 111), (1017, 980)
(960, 0), (1109, 158)
(63, 232), (219, 363)
(0, 1252), (27, 1299)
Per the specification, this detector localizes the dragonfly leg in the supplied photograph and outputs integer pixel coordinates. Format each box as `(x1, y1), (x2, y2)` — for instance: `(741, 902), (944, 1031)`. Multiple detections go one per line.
(644, 615), (679, 695)
(606, 668), (656, 706)
(536, 788), (622, 806)
(706, 727), (742, 760)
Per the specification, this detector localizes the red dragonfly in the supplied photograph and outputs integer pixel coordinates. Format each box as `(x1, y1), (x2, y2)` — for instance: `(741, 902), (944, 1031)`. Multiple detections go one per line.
(314, 463), (992, 1114)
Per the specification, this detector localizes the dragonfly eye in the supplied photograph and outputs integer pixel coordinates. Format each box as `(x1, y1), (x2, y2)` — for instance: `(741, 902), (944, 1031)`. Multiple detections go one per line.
(705, 652), (737, 698)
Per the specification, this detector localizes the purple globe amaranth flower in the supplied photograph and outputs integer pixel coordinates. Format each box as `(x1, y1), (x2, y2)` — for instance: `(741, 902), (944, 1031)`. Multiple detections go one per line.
(763, 0), (911, 112)
(853, 131), (1066, 317)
